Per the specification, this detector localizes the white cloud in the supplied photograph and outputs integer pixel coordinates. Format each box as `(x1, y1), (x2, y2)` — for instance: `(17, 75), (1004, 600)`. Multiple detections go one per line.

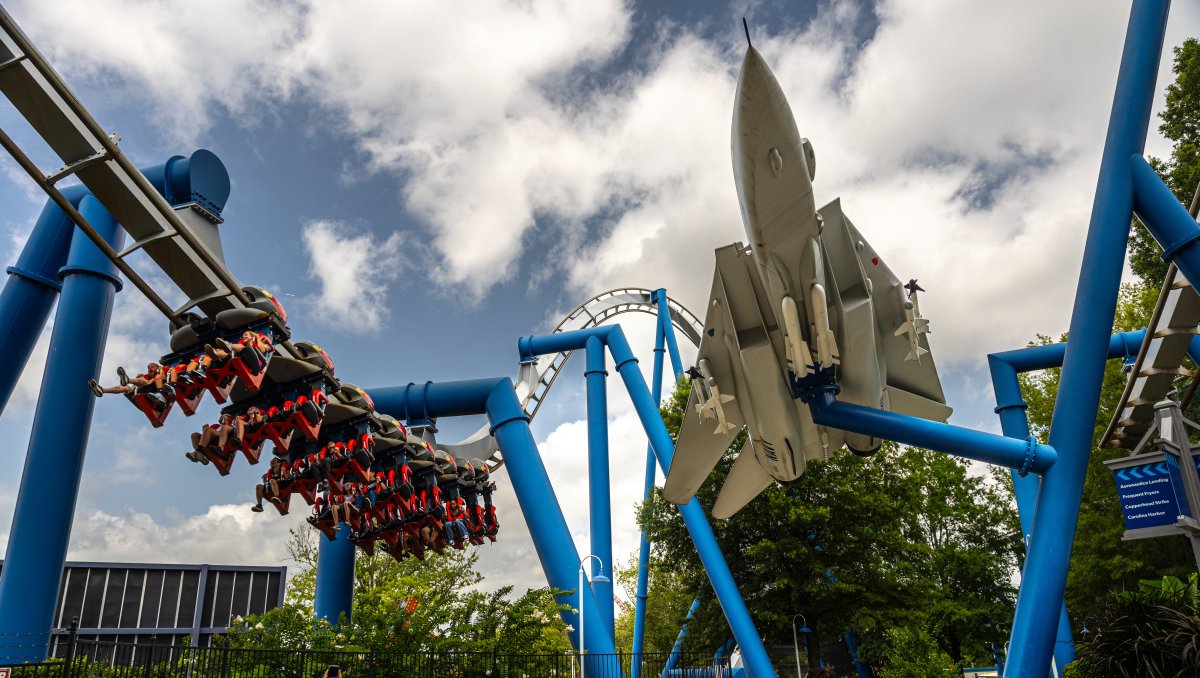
(64, 503), (301, 567)
(9, 0), (1196, 357)
(300, 220), (407, 332)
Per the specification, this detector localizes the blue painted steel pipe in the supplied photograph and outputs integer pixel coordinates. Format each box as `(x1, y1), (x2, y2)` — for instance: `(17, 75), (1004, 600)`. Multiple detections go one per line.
(633, 290), (687, 671)
(806, 393), (1057, 474)
(522, 326), (776, 678)
(0, 196), (124, 663)
(661, 597), (701, 677)
(988, 330), (1145, 373)
(585, 337), (616, 637)
(1132, 154), (1200, 279)
(631, 322), (664, 677)
(987, 331), (1144, 672)
(368, 378), (620, 665)
(657, 289), (685, 379)
(1005, 2), (1170, 674)
(0, 187), (87, 417)
(843, 631), (871, 678)
(988, 356), (1074, 674)
(314, 525), (356, 625)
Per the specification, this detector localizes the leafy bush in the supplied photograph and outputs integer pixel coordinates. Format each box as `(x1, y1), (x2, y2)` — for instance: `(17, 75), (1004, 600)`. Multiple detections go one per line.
(1067, 574), (1200, 678)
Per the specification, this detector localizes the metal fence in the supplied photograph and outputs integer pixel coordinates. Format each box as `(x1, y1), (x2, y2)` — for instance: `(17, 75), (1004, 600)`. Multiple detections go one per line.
(3, 635), (734, 678)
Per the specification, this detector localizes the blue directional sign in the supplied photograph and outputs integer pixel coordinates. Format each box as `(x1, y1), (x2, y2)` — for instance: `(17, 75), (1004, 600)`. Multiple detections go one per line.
(1112, 455), (1191, 530)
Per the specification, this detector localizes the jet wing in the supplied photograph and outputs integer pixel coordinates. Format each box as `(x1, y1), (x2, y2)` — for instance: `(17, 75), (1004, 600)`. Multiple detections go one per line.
(662, 264), (746, 504)
(843, 216), (952, 421)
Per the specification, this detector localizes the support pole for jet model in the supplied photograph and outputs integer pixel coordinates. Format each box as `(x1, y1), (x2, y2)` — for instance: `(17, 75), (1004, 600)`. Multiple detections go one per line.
(519, 326), (777, 678)
(368, 379), (621, 676)
(0, 196), (124, 663)
(986, 331), (1147, 674)
(632, 289), (687, 671)
(0, 189), (84, 417)
(585, 337), (615, 636)
(1005, 1), (1169, 674)
(314, 526), (356, 625)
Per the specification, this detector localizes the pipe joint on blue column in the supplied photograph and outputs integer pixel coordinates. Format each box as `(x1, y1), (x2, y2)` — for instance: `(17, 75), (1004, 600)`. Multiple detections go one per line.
(1130, 154), (1200, 262)
(585, 336), (609, 378)
(57, 196), (124, 291)
(5, 266), (62, 292)
(486, 378), (530, 434)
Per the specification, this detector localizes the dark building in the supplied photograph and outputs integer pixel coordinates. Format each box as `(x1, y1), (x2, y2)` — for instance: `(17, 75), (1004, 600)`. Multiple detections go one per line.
(0, 560), (286, 654)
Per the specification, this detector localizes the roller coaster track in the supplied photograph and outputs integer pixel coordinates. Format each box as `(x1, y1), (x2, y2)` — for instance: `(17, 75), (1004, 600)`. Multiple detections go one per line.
(1102, 182), (1200, 449)
(439, 288), (703, 468)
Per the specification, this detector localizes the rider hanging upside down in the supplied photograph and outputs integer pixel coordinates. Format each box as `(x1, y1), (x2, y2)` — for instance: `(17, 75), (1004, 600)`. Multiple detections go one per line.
(88, 363), (174, 403)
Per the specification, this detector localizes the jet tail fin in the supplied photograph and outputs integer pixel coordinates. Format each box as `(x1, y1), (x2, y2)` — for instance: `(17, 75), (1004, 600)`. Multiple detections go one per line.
(663, 386), (741, 504)
(905, 346), (930, 361)
(712, 438), (773, 519)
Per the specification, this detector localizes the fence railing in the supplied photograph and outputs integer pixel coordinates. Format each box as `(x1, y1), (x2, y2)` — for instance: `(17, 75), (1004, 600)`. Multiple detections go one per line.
(3, 634), (734, 678)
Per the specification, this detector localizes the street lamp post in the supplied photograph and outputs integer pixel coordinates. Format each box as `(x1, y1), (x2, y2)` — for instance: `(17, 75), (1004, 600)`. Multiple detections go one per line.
(791, 614), (811, 677)
(578, 554), (610, 678)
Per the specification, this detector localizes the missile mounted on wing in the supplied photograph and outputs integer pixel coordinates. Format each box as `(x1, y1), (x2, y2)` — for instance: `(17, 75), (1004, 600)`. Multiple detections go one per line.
(662, 45), (952, 519)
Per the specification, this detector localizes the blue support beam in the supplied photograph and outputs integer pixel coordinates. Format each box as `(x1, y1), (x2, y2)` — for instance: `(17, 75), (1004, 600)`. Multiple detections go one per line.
(633, 290), (684, 671)
(661, 597), (700, 677)
(1004, 1), (1170, 674)
(1132, 154), (1200, 282)
(521, 326), (777, 678)
(987, 329), (1147, 673)
(585, 337), (615, 637)
(805, 393), (1057, 474)
(0, 187), (85, 417)
(314, 526), (356, 625)
(368, 378), (621, 668)
(656, 289), (685, 379)
(0, 196), (124, 663)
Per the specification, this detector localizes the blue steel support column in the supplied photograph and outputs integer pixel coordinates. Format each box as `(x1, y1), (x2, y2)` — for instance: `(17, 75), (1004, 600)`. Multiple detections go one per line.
(584, 337), (615, 637)
(0, 188), (87, 417)
(986, 329), (1144, 673)
(632, 293), (670, 672)
(988, 356), (1075, 674)
(604, 329), (776, 678)
(656, 289), (685, 379)
(1005, 2), (1170, 674)
(1132, 155), (1200, 282)
(843, 632), (870, 678)
(519, 326), (776, 678)
(661, 597), (700, 676)
(483, 381), (620, 675)
(314, 526), (356, 624)
(368, 378), (621, 670)
(0, 195), (124, 663)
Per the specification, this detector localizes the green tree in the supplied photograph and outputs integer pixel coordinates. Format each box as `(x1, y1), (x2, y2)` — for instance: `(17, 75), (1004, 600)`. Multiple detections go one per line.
(226, 524), (573, 655)
(640, 381), (1018, 673)
(612, 554), (697, 655)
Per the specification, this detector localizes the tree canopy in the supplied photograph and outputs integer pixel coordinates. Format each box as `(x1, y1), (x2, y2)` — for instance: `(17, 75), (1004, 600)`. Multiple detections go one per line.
(639, 381), (1019, 675)
(225, 525), (573, 656)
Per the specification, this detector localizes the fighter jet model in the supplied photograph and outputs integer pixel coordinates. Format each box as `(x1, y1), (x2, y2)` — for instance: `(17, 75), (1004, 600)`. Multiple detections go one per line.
(662, 45), (952, 519)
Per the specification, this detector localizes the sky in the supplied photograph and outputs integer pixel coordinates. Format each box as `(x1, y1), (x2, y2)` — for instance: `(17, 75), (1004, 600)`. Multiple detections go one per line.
(0, 0), (1197, 608)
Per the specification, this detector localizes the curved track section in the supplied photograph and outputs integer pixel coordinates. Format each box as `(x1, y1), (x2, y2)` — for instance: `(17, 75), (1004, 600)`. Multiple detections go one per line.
(440, 288), (702, 468)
